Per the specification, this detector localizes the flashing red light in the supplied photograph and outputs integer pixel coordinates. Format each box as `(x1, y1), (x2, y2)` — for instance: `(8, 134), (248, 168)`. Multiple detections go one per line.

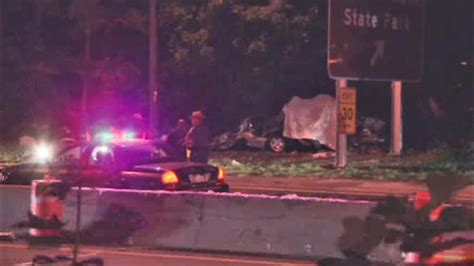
(414, 191), (445, 222)
(414, 191), (432, 210)
(162, 171), (179, 185)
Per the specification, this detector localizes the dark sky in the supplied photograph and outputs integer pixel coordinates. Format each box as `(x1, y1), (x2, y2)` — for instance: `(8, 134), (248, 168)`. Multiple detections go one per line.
(0, 0), (472, 142)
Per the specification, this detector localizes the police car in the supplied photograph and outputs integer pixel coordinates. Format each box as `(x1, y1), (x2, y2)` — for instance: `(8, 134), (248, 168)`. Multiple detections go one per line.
(0, 134), (229, 192)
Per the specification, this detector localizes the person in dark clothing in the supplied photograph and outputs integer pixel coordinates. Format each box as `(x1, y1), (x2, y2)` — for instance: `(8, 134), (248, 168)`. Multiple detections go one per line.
(184, 111), (210, 163)
(167, 119), (189, 161)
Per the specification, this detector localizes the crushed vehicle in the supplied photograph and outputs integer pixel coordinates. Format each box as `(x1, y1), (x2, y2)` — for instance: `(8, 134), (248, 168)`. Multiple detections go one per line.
(211, 94), (386, 153)
(349, 115), (386, 152)
(210, 114), (320, 153)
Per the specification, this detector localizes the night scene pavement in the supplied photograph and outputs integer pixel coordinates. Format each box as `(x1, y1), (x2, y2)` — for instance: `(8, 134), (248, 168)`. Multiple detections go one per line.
(0, 172), (471, 205)
(0, 243), (315, 266)
(227, 176), (474, 205)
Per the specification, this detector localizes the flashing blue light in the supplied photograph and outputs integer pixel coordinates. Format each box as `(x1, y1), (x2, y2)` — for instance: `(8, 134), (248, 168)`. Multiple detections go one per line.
(123, 131), (136, 139)
(97, 131), (115, 143)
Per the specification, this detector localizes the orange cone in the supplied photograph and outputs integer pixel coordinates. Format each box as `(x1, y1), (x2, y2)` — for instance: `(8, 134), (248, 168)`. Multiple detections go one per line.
(29, 180), (65, 237)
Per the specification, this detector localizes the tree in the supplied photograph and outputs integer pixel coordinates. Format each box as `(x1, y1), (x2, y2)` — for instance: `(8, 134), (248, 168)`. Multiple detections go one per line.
(152, 0), (327, 130)
(1, 0), (146, 137)
(0, 0), (4, 133)
(66, 0), (149, 131)
(1, 0), (328, 136)
(67, 0), (102, 129)
(1, 0), (59, 135)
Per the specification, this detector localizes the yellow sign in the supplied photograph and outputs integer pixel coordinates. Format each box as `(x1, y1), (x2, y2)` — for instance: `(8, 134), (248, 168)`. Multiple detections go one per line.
(338, 88), (357, 134)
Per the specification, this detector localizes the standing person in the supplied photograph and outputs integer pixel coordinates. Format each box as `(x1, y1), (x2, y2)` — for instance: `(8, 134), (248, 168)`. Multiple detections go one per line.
(167, 119), (189, 161)
(184, 111), (210, 163)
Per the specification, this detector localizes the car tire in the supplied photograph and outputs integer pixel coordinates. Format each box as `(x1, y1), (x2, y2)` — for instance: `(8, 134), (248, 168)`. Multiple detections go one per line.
(267, 136), (286, 153)
(215, 183), (230, 192)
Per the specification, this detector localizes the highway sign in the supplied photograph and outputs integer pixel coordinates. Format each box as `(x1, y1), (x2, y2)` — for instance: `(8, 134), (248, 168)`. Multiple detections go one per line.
(328, 0), (424, 81)
(338, 87), (357, 134)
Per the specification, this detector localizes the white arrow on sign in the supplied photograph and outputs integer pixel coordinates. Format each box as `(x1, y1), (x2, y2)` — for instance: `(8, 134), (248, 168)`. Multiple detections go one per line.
(369, 40), (385, 67)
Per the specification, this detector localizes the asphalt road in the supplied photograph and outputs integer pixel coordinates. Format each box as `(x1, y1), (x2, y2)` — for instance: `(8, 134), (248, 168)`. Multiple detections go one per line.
(1, 178), (473, 205)
(1, 162), (473, 204)
(0, 243), (315, 266)
(226, 176), (474, 205)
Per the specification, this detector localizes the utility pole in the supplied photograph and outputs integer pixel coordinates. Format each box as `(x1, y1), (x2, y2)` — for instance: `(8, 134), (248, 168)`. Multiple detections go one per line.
(81, 8), (92, 137)
(0, 0), (4, 130)
(149, 0), (158, 133)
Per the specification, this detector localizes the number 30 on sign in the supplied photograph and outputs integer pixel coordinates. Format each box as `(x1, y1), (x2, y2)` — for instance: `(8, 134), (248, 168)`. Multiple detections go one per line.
(338, 87), (357, 134)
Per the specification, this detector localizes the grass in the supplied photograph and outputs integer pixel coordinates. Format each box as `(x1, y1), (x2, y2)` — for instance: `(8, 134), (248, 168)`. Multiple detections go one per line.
(0, 143), (26, 163)
(210, 143), (474, 182)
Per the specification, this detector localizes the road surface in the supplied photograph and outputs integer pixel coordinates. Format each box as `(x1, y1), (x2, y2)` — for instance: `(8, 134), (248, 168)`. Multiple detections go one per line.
(227, 176), (474, 205)
(1, 175), (472, 205)
(0, 243), (315, 266)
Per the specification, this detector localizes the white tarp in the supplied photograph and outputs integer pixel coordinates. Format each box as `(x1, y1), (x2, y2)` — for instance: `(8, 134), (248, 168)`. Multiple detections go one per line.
(282, 94), (337, 150)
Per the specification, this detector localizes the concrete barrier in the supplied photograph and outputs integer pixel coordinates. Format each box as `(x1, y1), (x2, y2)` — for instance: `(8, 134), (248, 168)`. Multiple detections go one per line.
(0, 185), (402, 263)
(1, 186), (31, 232)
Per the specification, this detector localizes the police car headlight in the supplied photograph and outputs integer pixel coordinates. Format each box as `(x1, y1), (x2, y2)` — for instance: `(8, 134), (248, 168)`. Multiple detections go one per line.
(33, 143), (54, 163)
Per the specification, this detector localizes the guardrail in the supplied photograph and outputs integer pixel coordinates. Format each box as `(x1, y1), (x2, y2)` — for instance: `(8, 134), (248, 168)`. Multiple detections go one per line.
(0, 186), (403, 263)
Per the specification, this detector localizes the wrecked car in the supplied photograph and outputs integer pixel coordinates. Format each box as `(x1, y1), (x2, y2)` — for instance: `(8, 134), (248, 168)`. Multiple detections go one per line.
(349, 115), (386, 152)
(210, 114), (320, 153)
(211, 94), (386, 153)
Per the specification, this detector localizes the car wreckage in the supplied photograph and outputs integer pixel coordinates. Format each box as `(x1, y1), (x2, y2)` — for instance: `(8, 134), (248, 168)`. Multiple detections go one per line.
(210, 95), (386, 153)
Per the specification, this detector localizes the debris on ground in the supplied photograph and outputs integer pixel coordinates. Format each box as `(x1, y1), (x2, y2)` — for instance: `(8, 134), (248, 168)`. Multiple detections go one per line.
(312, 151), (335, 160)
(358, 159), (380, 165)
(231, 159), (243, 166)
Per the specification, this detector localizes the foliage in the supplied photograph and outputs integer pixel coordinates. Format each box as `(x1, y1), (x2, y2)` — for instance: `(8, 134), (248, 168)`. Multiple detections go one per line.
(154, 0), (329, 129)
(1, 0), (146, 137)
(89, 57), (142, 95)
(0, 143), (24, 163)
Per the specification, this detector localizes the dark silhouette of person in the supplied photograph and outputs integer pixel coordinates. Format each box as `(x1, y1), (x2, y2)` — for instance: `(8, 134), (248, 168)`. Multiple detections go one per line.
(184, 111), (210, 163)
(167, 119), (189, 161)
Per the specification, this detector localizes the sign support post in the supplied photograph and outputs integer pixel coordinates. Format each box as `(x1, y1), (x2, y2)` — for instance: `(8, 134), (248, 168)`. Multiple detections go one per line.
(335, 79), (348, 168)
(391, 81), (403, 155)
